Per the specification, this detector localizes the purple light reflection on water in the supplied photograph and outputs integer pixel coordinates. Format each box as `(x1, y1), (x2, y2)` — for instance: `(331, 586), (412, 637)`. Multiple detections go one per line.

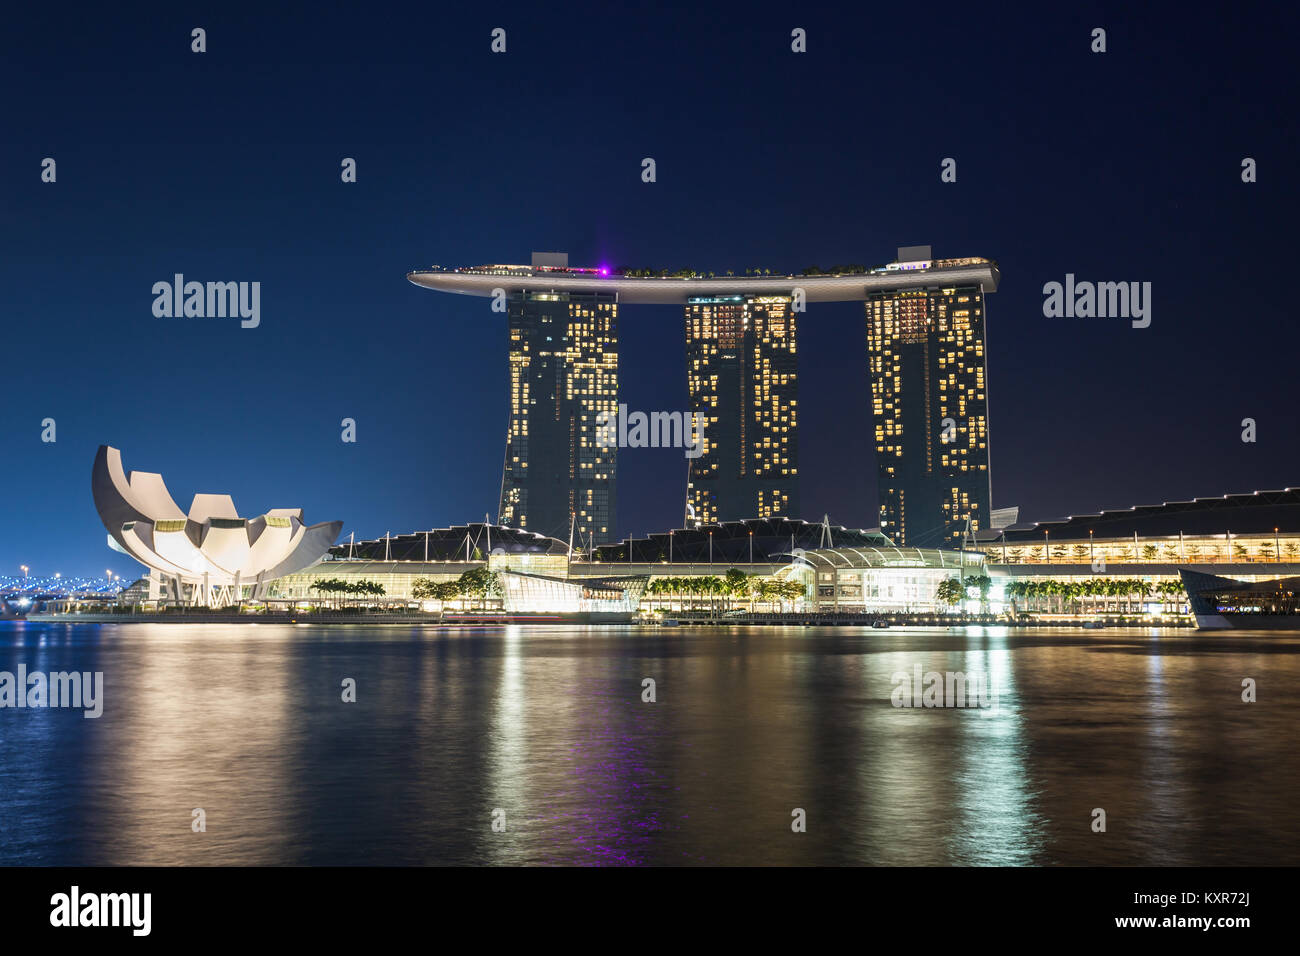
(3, 622), (1299, 865)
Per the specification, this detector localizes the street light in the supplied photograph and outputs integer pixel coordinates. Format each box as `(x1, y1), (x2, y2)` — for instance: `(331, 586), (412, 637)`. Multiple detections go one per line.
(20, 565), (28, 579)
(749, 530), (754, 565)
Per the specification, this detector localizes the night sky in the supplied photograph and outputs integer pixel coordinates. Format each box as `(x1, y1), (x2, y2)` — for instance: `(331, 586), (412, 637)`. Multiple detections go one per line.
(3, 2), (1296, 577)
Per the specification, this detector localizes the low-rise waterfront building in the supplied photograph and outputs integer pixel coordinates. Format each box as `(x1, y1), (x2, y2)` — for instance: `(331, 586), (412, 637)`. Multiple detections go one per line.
(776, 545), (985, 614)
(976, 488), (1300, 619)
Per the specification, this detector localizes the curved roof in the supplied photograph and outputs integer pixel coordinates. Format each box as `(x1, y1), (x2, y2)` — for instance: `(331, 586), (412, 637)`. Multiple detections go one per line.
(407, 261), (999, 305)
(92, 445), (342, 585)
(595, 517), (893, 563)
(328, 523), (569, 561)
(789, 546), (981, 570)
(989, 488), (1300, 542)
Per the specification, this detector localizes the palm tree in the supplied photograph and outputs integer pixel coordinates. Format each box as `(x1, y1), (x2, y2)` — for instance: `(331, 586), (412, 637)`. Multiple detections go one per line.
(692, 576), (710, 613)
(710, 575), (727, 614)
(679, 577), (695, 612)
(1057, 580), (1076, 614)
(646, 578), (664, 612)
(724, 568), (748, 610)
(1132, 579), (1152, 612)
(1166, 580), (1187, 613)
(310, 578), (344, 609)
(339, 579), (384, 607)
(698, 576), (719, 615)
(1003, 579), (1024, 613)
(966, 573), (993, 613)
(1114, 577), (1131, 613)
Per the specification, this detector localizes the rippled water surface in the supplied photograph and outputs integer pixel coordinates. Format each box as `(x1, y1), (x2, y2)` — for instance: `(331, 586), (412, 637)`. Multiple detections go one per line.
(1, 621), (1296, 865)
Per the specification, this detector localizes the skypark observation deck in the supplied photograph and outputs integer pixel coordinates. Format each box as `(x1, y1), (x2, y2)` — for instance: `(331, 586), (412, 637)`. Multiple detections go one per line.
(406, 259), (1000, 304)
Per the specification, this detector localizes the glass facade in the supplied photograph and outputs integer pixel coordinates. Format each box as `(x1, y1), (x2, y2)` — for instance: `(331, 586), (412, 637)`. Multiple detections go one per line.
(499, 572), (646, 614)
(988, 532), (1300, 566)
(867, 285), (991, 547)
(685, 295), (798, 523)
(500, 291), (618, 542)
(778, 546), (985, 613)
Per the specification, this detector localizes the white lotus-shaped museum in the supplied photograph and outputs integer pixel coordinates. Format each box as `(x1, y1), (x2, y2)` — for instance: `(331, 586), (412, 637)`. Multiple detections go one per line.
(93, 445), (342, 602)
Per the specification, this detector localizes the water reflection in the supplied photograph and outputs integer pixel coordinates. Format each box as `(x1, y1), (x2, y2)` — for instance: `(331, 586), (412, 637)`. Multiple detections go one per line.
(1, 622), (1297, 866)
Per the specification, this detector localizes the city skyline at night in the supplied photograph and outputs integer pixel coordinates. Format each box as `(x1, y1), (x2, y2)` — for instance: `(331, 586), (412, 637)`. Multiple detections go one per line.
(2, 5), (1295, 581)
(4, 0), (1300, 916)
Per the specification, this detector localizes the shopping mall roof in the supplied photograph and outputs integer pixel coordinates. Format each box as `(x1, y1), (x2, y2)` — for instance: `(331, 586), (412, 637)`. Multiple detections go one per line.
(792, 546), (983, 571)
(980, 488), (1300, 542)
(328, 523), (569, 561)
(596, 517), (895, 564)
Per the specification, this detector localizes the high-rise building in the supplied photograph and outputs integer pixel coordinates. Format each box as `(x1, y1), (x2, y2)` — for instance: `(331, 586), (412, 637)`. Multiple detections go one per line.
(866, 247), (992, 547)
(685, 295), (798, 523)
(408, 248), (998, 546)
(499, 289), (618, 542)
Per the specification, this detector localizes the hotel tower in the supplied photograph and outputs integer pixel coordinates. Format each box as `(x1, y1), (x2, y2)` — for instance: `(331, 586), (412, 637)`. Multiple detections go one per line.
(866, 246), (992, 547)
(408, 246), (998, 549)
(684, 295), (798, 523)
(497, 256), (618, 541)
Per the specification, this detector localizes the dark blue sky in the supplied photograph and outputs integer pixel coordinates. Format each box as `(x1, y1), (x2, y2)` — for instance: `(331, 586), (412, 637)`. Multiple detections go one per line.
(3, 1), (1296, 577)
